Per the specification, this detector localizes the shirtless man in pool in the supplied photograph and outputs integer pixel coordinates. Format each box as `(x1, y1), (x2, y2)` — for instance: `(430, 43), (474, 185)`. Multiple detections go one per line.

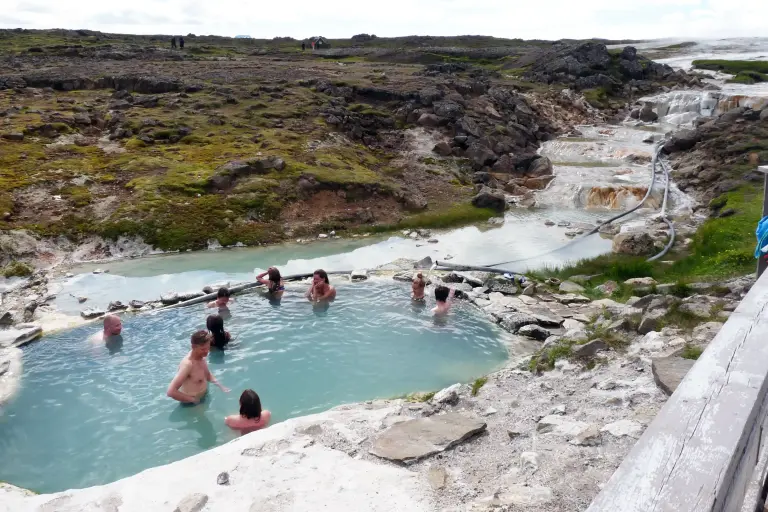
(167, 330), (229, 404)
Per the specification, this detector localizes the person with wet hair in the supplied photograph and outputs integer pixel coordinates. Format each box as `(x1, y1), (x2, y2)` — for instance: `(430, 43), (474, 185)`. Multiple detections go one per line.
(207, 287), (233, 309)
(412, 272), (426, 301)
(225, 389), (271, 433)
(432, 285), (455, 316)
(167, 330), (229, 404)
(206, 314), (231, 350)
(256, 266), (285, 299)
(305, 268), (336, 303)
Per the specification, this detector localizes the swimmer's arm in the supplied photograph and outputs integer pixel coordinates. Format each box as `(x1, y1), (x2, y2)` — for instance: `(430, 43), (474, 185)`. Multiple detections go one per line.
(305, 285), (314, 301)
(166, 363), (198, 404)
(206, 365), (230, 393)
(255, 273), (271, 287)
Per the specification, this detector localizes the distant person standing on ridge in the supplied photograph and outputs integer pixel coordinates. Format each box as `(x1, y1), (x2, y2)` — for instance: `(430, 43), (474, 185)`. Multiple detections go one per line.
(311, 40), (315, 50)
(301, 41), (306, 51)
(179, 36), (185, 49)
(171, 36), (177, 49)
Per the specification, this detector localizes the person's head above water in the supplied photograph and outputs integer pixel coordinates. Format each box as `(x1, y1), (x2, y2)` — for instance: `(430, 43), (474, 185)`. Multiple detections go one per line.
(217, 287), (231, 300)
(239, 389), (262, 419)
(206, 314), (228, 349)
(312, 269), (329, 285)
(103, 314), (122, 336)
(435, 285), (450, 303)
(268, 267), (282, 283)
(206, 314), (224, 333)
(190, 330), (211, 358)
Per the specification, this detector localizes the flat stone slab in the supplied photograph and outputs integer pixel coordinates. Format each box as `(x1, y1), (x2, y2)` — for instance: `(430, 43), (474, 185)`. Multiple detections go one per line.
(536, 415), (591, 437)
(601, 419), (643, 439)
(370, 412), (486, 463)
(0, 326), (42, 348)
(552, 293), (591, 305)
(652, 355), (696, 396)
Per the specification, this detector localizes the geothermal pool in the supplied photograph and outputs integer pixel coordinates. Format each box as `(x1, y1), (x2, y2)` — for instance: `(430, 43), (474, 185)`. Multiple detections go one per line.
(0, 280), (525, 493)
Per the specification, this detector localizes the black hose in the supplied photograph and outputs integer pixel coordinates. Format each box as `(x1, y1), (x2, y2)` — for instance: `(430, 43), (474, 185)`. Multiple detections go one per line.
(434, 261), (522, 275)
(157, 270), (354, 311)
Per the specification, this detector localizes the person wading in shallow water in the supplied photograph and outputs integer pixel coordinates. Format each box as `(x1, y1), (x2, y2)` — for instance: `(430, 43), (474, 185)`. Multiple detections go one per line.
(305, 269), (336, 303)
(167, 330), (229, 405)
(256, 266), (285, 300)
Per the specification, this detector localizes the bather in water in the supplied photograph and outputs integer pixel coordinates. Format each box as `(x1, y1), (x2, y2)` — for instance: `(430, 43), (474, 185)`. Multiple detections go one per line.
(206, 314), (231, 350)
(225, 389), (271, 434)
(306, 269), (336, 304)
(255, 266), (285, 302)
(207, 287), (234, 309)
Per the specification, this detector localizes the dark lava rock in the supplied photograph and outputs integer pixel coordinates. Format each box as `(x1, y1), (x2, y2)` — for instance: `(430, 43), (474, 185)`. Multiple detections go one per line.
(472, 187), (506, 211)
(663, 129), (702, 154)
(432, 141), (453, 156)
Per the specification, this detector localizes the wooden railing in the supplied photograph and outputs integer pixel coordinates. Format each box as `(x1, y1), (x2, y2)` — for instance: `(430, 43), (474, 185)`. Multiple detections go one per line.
(587, 166), (768, 512)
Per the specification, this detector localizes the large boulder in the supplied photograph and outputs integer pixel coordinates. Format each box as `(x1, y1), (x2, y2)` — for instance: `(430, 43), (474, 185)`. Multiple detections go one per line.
(432, 100), (463, 121)
(663, 130), (701, 154)
(472, 187), (506, 211)
(639, 103), (658, 123)
(612, 232), (655, 256)
(465, 143), (498, 170)
(526, 156), (553, 177)
(209, 156), (285, 190)
(417, 113), (440, 127)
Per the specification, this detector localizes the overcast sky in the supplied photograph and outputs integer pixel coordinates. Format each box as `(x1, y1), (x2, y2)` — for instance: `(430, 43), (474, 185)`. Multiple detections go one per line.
(1, 0), (765, 40)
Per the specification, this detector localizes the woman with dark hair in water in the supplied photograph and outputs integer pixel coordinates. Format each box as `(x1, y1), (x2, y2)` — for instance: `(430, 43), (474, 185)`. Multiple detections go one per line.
(206, 314), (231, 350)
(256, 266), (285, 299)
(305, 268), (336, 303)
(225, 389), (271, 433)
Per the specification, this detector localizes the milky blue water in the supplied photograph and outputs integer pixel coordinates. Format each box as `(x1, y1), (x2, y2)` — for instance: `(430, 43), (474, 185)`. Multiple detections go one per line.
(0, 280), (514, 493)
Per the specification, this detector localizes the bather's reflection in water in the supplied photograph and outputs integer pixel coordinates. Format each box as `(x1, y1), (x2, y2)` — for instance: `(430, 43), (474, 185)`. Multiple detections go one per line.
(169, 400), (217, 449)
(104, 334), (124, 355)
(217, 307), (232, 321)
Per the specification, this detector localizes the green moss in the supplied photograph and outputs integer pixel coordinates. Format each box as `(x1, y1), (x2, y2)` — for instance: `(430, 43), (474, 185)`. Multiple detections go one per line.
(124, 138), (147, 149)
(59, 185), (92, 207)
(405, 391), (436, 402)
(582, 87), (611, 109)
(528, 342), (574, 372)
(681, 344), (703, 360)
(369, 204), (496, 233)
(727, 71), (768, 85)
(470, 377), (487, 396)
(2, 261), (34, 278)
(693, 59), (768, 75)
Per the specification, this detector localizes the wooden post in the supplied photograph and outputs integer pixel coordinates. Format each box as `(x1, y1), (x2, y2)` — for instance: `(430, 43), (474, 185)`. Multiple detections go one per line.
(758, 166), (768, 278)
